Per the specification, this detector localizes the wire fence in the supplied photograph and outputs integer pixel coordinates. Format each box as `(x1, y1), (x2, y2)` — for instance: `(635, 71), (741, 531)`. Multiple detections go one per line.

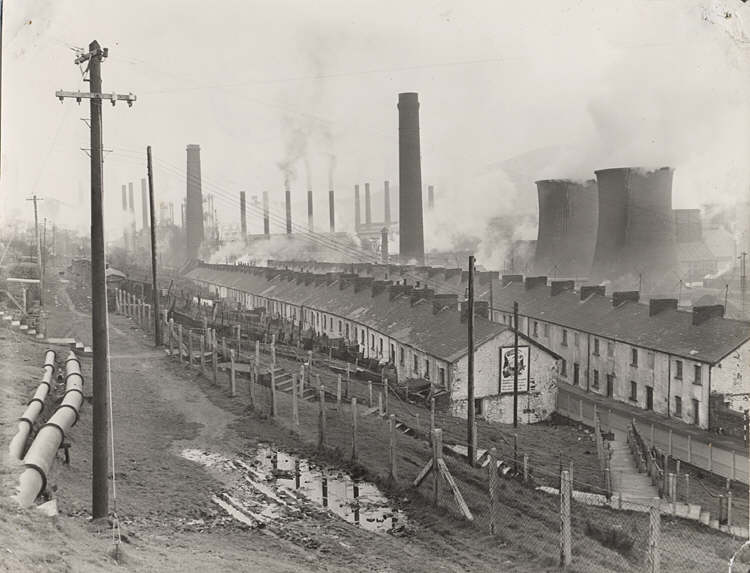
(115, 293), (750, 572)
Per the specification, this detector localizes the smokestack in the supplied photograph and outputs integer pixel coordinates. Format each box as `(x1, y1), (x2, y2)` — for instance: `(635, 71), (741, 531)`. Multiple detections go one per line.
(591, 167), (677, 286)
(384, 180), (391, 224)
(427, 185), (434, 210)
(354, 184), (361, 231)
(398, 92), (425, 264)
(285, 183), (292, 234)
(128, 182), (136, 250)
(329, 187), (335, 232)
(307, 188), (314, 232)
(262, 191), (270, 237)
(381, 227), (389, 263)
(240, 191), (247, 243)
(533, 179), (598, 277)
(365, 182), (372, 225)
(121, 184), (127, 211)
(141, 178), (148, 232)
(185, 144), (205, 260)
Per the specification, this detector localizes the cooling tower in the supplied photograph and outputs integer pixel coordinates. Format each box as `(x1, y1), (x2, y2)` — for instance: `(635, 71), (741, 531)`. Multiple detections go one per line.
(673, 208), (702, 243)
(398, 92), (425, 264)
(533, 179), (598, 277)
(591, 167), (677, 284)
(185, 144), (204, 259)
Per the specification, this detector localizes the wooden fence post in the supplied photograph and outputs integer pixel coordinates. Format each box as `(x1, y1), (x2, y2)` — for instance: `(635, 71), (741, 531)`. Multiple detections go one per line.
(337, 374), (342, 410)
(523, 454), (529, 483)
(383, 373), (389, 415)
(169, 319), (175, 357)
(346, 363), (351, 398)
(560, 470), (572, 568)
(489, 447), (499, 534)
(430, 397), (436, 441)
(188, 330), (194, 365)
(292, 373), (299, 428)
(433, 429), (443, 507)
(200, 334), (206, 372)
(569, 460), (574, 498)
(351, 397), (358, 462)
(255, 340), (260, 368)
(647, 504), (661, 573)
(318, 385), (327, 449)
(222, 337), (227, 361)
(229, 349), (236, 397)
(378, 392), (384, 416)
(389, 414), (398, 482)
(270, 367), (277, 417)
(368, 381), (373, 407)
(212, 336), (218, 385)
(178, 324), (184, 363)
(236, 324), (241, 358)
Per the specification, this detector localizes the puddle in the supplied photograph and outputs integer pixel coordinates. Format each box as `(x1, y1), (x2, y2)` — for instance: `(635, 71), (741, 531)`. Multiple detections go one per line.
(181, 445), (405, 534)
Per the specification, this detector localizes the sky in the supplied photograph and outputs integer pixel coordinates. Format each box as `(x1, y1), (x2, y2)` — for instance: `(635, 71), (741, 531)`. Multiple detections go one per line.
(1, 0), (749, 260)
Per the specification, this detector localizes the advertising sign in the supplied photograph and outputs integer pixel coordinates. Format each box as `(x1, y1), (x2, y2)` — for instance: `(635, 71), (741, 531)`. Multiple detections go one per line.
(500, 345), (529, 394)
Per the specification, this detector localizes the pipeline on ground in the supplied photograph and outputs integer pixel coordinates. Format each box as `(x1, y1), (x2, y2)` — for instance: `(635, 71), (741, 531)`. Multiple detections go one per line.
(16, 351), (84, 507)
(8, 350), (56, 462)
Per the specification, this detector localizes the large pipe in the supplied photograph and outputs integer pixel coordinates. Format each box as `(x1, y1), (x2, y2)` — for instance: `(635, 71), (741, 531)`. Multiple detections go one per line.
(8, 350), (56, 462)
(354, 184), (361, 231)
(16, 352), (84, 507)
(384, 180), (391, 224)
(240, 191), (247, 243)
(398, 92), (425, 263)
(262, 191), (270, 237)
(364, 182), (372, 225)
(307, 188), (314, 232)
(329, 187), (335, 232)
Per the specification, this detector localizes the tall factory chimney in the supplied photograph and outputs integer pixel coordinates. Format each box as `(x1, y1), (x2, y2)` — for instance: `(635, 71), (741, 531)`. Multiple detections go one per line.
(381, 227), (389, 263)
(307, 188), (314, 232)
(240, 191), (247, 243)
(398, 92), (425, 264)
(185, 144), (205, 260)
(262, 191), (270, 237)
(591, 167), (677, 288)
(141, 178), (149, 232)
(121, 184), (128, 248)
(354, 184), (361, 231)
(533, 179), (598, 277)
(365, 182), (372, 225)
(285, 183), (292, 234)
(384, 180), (391, 224)
(128, 182), (136, 249)
(427, 185), (435, 210)
(329, 187), (335, 233)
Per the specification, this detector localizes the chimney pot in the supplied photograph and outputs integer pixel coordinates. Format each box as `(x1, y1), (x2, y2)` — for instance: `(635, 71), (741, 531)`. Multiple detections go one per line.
(525, 276), (548, 290)
(612, 291), (640, 307)
(550, 280), (575, 296)
(692, 304), (724, 325)
(580, 285), (606, 300)
(648, 298), (678, 316)
(502, 274), (523, 286)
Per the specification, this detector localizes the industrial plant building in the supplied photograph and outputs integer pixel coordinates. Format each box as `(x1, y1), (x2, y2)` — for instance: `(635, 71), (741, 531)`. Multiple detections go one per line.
(184, 263), (562, 424)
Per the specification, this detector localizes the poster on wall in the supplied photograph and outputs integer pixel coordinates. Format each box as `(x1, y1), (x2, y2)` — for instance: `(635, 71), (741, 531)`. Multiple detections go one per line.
(499, 346), (529, 394)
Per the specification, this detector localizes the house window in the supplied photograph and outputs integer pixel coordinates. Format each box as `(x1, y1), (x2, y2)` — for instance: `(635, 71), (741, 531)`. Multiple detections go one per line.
(573, 363), (580, 385)
(629, 381), (637, 402)
(413, 355), (419, 374)
(592, 369), (599, 390)
(647, 352), (654, 370)
(379, 338), (383, 355)
(439, 367), (446, 387)
(561, 329), (568, 346)
(399, 347), (405, 366)
(544, 323), (550, 337)
(674, 396), (682, 418)
(371, 334), (375, 349)
(361, 330), (365, 344)
(693, 364), (702, 385)
(631, 348), (638, 367)
(474, 398), (483, 417)
(675, 360), (683, 379)
(345, 324), (350, 338)
(533, 321), (538, 337)
(593, 339), (600, 356)
(561, 359), (567, 377)
(338, 320), (342, 334)
(390, 344), (395, 362)
(425, 359), (430, 378)
(607, 342), (614, 357)
(574, 332), (580, 347)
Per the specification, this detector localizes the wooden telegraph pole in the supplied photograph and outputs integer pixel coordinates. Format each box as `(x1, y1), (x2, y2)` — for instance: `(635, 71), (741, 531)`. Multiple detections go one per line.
(147, 146), (160, 346)
(513, 301), (519, 428)
(467, 255), (476, 466)
(56, 41), (136, 519)
(26, 195), (44, 312)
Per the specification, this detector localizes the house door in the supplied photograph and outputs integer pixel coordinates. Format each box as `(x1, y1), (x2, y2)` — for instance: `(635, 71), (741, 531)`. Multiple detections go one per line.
(606, 374), (613, 398)
(692, 399), (700, 425)
(646, 386), (653, 411)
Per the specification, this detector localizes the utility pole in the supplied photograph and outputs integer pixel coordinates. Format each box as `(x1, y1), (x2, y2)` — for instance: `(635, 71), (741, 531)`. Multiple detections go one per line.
(467, 255), (476, 466)
(513, 301), (519, 428)
(740, 251), (747, 316)
(26, 195), (44, 313)
(42, 218), (47, 292)
(56, 41), (136, 519)
(147, 146), (160, 346)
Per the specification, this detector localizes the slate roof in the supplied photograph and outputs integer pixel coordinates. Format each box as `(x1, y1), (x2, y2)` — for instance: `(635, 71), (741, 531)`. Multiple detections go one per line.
(487, 279), (750, 365)
(186, 265), (512, 363)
